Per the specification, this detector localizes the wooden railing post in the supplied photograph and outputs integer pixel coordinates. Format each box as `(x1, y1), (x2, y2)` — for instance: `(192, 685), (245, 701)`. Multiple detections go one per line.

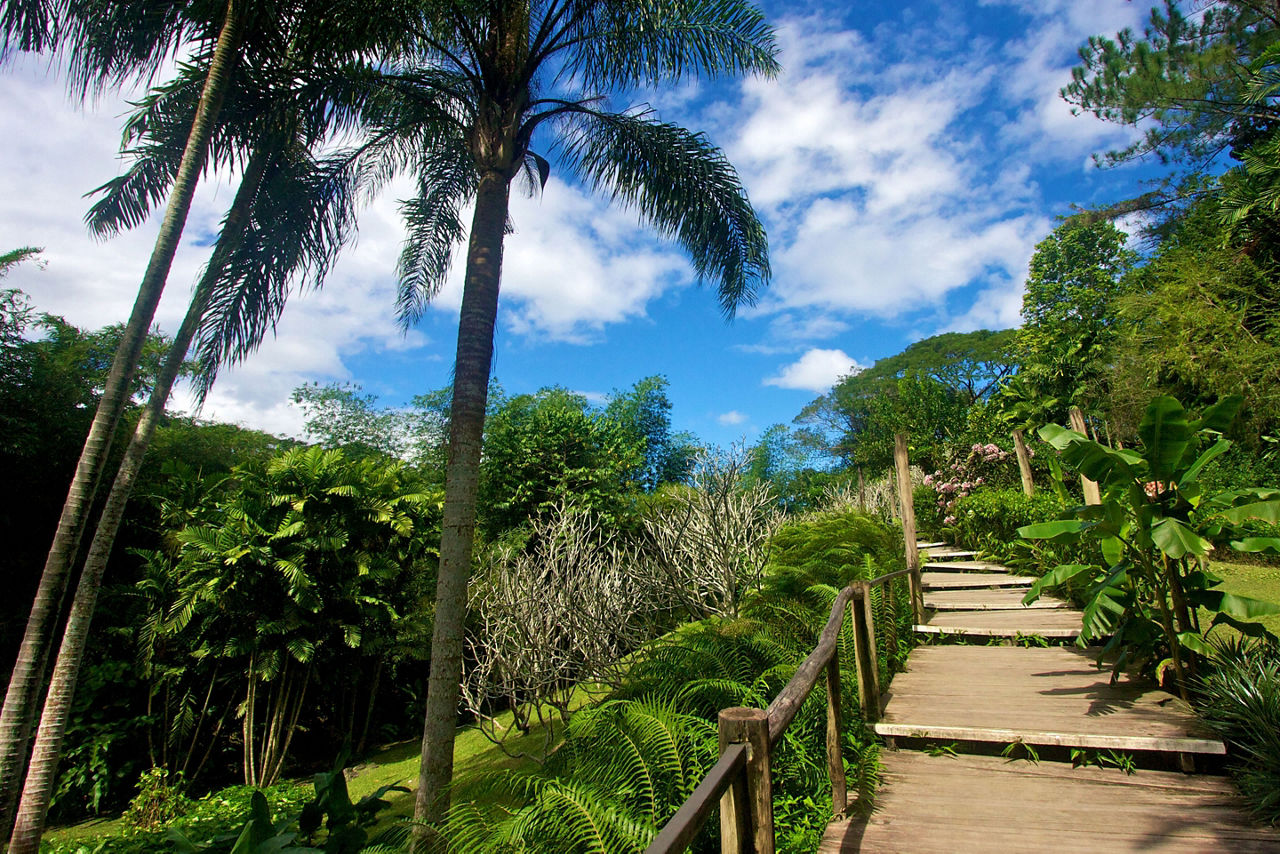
(850, 582), (881, 722)
(825, 650), (846, 817)
(893, 433), (922, 622)
(1068, 407), (1101, 505)
(718, 708), (773, 854)
(1012, 428), (1035, 497)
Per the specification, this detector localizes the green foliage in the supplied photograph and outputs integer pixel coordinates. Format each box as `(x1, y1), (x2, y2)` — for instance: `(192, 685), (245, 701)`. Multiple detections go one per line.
(479, 386), (645, 535)
(443, 509), (904, 852)
(797, 330), (1014, 468)
(1196, 639), (1280, 824)
(154, 446), (440, 785)
(1019, 395), (1280, 693)
(947, 488), (1068, 564)
(1016, 219), (1137, 416)
(604, 375), (699, 491)
(1108, 198), (1280, 444)
(123, 768), (192, 830)
(1063, 1), (1278, 173)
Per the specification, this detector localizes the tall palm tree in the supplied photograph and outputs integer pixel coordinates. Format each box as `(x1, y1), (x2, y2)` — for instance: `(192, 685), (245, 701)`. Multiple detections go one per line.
(2, 7), (407, 846)
(351, 0), (778, 835)
(0, 0), (246, 831)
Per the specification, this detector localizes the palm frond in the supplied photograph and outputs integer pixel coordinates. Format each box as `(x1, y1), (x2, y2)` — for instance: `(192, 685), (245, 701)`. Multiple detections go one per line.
(563, 0), (779, 89)
(558, 107), (769, 317)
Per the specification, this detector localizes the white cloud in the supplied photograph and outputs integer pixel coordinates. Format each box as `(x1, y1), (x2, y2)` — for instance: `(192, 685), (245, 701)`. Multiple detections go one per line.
(765, 348), (862, 393)
(717, 410), (748, 425)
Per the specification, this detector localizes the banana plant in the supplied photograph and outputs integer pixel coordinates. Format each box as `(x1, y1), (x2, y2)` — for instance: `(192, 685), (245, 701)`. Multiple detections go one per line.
(1017, 394), (1280, 699)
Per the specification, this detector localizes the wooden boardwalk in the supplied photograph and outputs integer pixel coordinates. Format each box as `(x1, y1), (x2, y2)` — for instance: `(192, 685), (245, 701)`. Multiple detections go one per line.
(819, 544), (1279, 852)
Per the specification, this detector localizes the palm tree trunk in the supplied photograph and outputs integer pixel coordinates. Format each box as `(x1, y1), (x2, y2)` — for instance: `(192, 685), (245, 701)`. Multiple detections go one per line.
(414, 168), (510, 840)
(0, 2), (242, 838)
(5, 130), (266, 852)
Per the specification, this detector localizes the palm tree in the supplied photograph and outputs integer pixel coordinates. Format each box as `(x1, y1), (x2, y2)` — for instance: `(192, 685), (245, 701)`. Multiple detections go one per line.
(350, 0), (778, 834)
(3, 7), (404, 845)
(0, 1), (245, 832)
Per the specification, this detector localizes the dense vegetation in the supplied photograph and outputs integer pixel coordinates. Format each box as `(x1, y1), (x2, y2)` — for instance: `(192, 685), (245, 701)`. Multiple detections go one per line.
(4, 0), (1280, 849)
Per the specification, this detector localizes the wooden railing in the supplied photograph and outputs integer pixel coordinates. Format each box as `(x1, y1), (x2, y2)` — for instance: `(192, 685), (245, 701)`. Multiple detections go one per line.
(645, 567), (914, 854)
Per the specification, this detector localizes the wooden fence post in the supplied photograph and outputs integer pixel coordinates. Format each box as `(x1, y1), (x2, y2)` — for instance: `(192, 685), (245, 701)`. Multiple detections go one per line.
(825, 651), (847, 817)
(1068, 407), (1101, 505)
(850, 583), (881, 722)
(893, 433), (922, 622)
(719, 708), (774, 854)
(1012, 429), (1035, 497)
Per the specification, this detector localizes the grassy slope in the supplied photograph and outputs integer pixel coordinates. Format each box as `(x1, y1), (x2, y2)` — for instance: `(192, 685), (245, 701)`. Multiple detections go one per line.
(1206, 560), (1280, 638)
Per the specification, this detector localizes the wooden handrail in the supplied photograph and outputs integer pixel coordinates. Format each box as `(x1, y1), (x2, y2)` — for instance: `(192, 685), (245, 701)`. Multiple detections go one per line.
(644, 743), (748, 854)
(766, 585), (857, 742)
(647, 567), (910, 853)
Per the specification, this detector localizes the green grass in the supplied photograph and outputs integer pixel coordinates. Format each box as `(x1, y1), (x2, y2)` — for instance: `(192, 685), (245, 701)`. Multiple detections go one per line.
(43, 686), (610, 849)
(1205, 560), (1280, 638)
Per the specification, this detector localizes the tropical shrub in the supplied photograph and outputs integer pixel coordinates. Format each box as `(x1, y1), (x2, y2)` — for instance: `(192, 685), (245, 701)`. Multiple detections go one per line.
(1020, 395), (1280, 696)
(947, 489), (1069, 565)
(1196, 639), (1280, 825)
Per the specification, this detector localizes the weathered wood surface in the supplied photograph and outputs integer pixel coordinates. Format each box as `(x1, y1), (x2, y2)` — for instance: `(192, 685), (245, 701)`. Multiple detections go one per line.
(921, 559), (1008, 573)
(916, 607), (1083, 637)
(921, 571), (1032, 590)
(922, 548), (976, 559)
(820, 752), (1280, 853)
(915, 540), (947, 549)
(873, 645), (1224, 754)
(925, 587), (1070, 611)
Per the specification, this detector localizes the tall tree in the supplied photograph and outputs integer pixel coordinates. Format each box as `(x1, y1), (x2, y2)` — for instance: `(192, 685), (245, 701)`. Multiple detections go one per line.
(351, 0), (778, 833)
(1017, 219), (1137, 418)
(0, 2), (245, 833)
(1064, 0), (1280, 215)
(2, 4), (407, 844)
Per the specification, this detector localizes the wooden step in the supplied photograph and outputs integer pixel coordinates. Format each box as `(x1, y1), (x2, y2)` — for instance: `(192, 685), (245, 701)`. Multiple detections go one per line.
(922, 572), (1033, 591)
(922, 560), (1009, 573)
(873, 645), (1225, 756)
(926, 587), (1070, 611)
(924, 549), (977, 560)
(820, 752), (1280, 853)
(915, 608), (1083, 639)
(916, 540), (948, 549)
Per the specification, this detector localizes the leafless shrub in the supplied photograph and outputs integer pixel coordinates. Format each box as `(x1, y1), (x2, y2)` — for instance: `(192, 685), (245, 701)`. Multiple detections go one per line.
(461, 500), (661, 756)
(641, 450), (779, 619)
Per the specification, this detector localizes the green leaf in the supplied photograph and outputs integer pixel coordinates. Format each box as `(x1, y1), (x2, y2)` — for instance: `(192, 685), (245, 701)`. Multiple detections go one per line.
(1039, 422), (1085, 450)
(1022, 563), (1094, 604)
(1218, 499), (1280, 526)
(1231, 537), (1280, 554)
(1192, 590), (1280, 618)
(1101, 536), (1124, 567)
(1176, 632), (1214, 656)
(1018, 520), (1086, 540)
(1151, 517), (1212, 559)
(1208, 612), (1279, 641)
(1138, 395), (1191, 481)
(1191, 394), (1243, 434)
(1178, 438), (1231, 488)
(1060, 440), (1142, 488)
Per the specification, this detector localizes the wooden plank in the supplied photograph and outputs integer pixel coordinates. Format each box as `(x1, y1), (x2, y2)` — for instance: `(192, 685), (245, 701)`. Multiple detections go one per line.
(922, 560), (1009, 573)
(919, 608), (1084, 636)
(916, 540), (947, 549)
(924, 549), (977, 559)
(922, 572), (1033, 590)
(925, 587), (1070, 611)
(821, 752), (1279, 852)
(874, 646), (1224, 755)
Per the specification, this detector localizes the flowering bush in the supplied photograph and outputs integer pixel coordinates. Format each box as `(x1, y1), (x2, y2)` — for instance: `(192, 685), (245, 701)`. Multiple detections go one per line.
(923, 443), (1015, 525)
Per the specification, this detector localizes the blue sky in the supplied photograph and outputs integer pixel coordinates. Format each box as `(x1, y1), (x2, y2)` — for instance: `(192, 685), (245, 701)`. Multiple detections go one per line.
(0, 0), (1160, 449)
